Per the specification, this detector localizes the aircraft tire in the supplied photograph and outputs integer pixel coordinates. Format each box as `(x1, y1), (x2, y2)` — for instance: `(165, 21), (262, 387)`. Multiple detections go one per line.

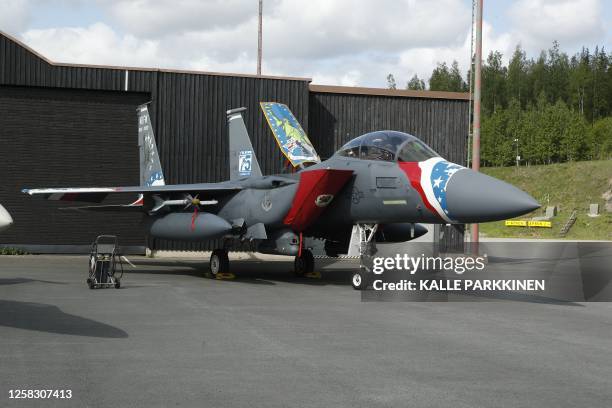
(210, 249), (229, 277)
(351, 269), (371, 290)
(294, 249), (314, 277)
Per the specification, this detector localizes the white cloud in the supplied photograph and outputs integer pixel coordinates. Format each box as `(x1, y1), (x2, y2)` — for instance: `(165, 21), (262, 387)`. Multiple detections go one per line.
(507, 0), (606, 52)
(10, 0), (611, 88)
(103, 0), (263, 37)
(0, 0), (33, 34)
(21, 23), (164, 67)
(17, 0), (475, 87)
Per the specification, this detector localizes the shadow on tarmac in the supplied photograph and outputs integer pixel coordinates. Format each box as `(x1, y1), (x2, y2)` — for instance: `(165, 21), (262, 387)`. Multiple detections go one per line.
(0, 278), (67, 286)
(129, 258), (354, 287)
(0, 299), (128, 338)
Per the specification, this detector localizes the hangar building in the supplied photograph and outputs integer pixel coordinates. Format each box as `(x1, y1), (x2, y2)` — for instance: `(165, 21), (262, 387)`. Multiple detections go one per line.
(0, 31), (469, 253)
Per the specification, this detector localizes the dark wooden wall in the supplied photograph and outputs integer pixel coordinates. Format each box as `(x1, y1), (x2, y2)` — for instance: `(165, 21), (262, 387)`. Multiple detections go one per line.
(309, 91), (469, 164)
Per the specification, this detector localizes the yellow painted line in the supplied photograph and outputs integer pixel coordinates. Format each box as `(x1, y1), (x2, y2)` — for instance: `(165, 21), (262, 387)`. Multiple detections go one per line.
(505, 220), (527, 227)
(528, 221), (552, 228)
(304, 272), (321, 279)
(216, 273), (235, 280)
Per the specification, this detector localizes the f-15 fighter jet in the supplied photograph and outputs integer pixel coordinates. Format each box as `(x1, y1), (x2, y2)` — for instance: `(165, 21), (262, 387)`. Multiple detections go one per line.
(23, 103), (539, 289)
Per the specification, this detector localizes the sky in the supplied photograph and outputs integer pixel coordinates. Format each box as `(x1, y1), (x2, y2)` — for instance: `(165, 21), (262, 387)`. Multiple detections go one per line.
(1, 0), (610, 88)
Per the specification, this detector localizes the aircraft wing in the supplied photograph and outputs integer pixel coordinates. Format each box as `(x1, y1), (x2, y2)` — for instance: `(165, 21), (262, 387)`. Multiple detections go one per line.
(22, 182), (243, 203)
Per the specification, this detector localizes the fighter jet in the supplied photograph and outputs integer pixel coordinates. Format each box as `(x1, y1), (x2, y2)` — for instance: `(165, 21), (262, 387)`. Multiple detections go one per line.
(0, 204), (13, 232)
(23, 103), (539, 289)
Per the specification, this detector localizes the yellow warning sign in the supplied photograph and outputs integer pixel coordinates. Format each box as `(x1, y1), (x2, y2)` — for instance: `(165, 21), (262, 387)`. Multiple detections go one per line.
(505, 220), (528, 227)
(527, 220), (552, 228)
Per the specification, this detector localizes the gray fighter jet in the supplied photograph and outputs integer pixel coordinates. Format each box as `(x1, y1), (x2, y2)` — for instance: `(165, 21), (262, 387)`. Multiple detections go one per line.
(0, 204), (13, 232)
(23, 103), (539, 289)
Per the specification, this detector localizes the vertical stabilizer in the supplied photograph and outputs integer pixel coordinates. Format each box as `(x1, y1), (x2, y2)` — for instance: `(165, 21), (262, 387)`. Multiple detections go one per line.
(227, 107), (262, 180)
(138, 104), (165, 186)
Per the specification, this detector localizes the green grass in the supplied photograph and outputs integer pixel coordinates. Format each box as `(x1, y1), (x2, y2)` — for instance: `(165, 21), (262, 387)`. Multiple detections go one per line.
(478, 160), (612, 240)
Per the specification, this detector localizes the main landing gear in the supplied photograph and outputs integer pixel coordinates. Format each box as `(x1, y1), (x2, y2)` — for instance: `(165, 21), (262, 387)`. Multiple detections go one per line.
(351, 223), (378, 291)
(209, 249), (229, 277)
(294, 249), (314, 277)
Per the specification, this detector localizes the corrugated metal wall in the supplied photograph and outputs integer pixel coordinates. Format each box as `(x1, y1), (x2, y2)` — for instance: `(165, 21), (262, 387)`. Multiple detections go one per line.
(309, 91), (469, 164)
(1, 32), (468, 252)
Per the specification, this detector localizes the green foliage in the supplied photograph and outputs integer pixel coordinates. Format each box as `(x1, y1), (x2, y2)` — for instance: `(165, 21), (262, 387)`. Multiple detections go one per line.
(386, 73), (397, 90)
(429, 61), (467, 92)
(480, 160), (612, 240)
(406, 74), (425, 90)
(0, 247), (29, 255)
(387, 41), (612, 166)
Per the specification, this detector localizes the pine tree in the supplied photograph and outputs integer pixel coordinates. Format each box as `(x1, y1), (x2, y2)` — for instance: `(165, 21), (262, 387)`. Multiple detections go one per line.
(406, 74), (426, 90)
(387, 74), (397, 90)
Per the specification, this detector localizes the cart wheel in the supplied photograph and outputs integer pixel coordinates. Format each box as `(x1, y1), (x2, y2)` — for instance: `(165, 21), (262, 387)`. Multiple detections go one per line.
(114, 280), (121, 289)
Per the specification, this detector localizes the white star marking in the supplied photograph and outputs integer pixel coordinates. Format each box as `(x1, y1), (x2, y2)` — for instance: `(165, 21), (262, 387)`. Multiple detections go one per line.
(433, 177), (443, 188)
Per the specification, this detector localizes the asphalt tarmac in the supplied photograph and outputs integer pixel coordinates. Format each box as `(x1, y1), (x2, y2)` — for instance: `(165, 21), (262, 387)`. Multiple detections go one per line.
(1, 254), (612, 407)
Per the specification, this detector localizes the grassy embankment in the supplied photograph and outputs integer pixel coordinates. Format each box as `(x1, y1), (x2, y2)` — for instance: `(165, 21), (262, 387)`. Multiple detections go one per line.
(478, 160), (611, 240)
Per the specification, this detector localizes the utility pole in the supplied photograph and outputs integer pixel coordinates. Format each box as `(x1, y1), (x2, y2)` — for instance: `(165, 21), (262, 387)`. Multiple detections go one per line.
(470, 0), (483, 249)
(515, 138), (520, 168)
(257, 0), (263, 76)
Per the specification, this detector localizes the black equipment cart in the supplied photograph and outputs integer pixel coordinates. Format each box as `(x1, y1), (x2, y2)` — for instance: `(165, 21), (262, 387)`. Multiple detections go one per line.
(87, 235), (123, 289)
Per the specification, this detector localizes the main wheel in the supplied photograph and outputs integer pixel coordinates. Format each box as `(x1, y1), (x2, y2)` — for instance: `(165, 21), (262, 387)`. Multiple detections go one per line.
(351, 269), (371, 290)
(209, 249), (229, 277)
(294, 249), (314, 277)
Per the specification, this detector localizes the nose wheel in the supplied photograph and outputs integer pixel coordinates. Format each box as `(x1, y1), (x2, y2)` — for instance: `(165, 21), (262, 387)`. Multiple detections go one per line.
(209, 249), (229, 277)
(351, 268), (372, 290)
(294, 249), (315, 277)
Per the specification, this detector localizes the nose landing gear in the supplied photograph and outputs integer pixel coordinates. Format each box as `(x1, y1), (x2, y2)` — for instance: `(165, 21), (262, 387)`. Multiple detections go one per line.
(350, 223), (378, 290)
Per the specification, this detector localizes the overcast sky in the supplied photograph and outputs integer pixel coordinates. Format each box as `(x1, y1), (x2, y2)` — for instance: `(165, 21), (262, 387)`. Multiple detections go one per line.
(1, 0), (610, 87)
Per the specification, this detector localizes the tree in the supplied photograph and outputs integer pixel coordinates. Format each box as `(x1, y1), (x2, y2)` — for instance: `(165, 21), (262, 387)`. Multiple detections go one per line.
(429, 62), (451, 91)
(429, 61), (466, 92)
(589, 117), (612, 160)
(406, 74), (426, 90)
(482, 51), (507, 114)
(546, 41), (571, 103)
(507, 45), (529, 107)
(569, 48), (591, 116)
(386, 73), (397, 90)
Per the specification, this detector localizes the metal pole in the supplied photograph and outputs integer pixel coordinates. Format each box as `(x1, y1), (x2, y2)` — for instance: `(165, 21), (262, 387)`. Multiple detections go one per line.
(257, 0), (263, 76)
(470, 0), (482, 249)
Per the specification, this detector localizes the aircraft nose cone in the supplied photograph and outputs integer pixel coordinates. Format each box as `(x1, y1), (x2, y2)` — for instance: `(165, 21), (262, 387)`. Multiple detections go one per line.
(0, 204), (13, 232)
(446, 169), (540, 223)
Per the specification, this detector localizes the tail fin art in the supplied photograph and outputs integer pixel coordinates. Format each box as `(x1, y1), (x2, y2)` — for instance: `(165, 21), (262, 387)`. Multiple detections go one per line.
(260, 102), (320, 167)
(138, 104), (165, 187)
(227, 107), (262, 180)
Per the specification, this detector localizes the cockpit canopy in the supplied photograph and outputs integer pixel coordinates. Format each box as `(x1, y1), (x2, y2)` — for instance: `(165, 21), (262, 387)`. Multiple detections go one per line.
(335, 130), (439, 162)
